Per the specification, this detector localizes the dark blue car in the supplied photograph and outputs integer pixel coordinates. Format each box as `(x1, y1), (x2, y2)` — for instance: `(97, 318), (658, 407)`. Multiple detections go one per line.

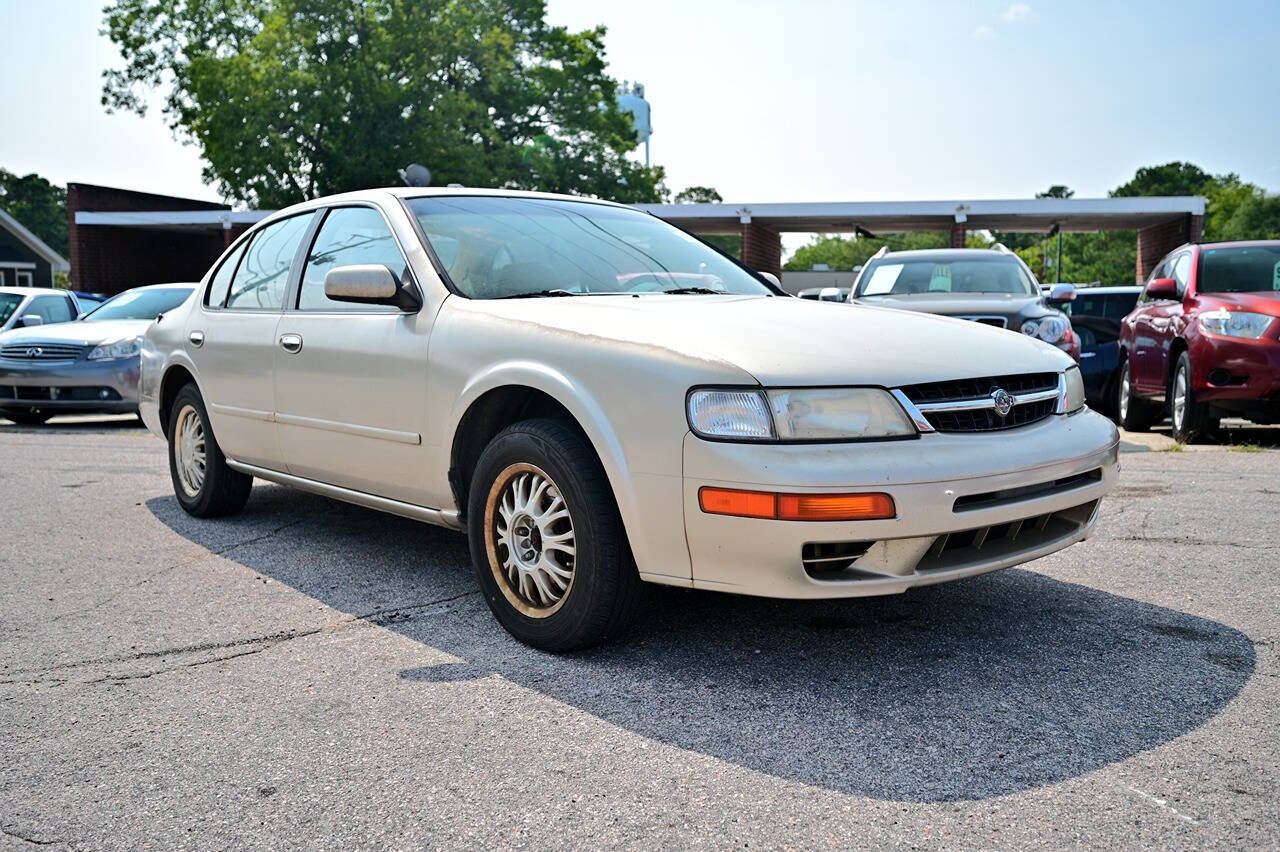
(1060, 286), (1141, 417)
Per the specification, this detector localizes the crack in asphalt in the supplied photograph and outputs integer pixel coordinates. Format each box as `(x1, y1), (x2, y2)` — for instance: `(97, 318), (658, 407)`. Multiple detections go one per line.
(47, 515), (319, 625)
(1114, 534), (1273, 550)
(0, 824), (60, 846)
(1, 590), (479, 688)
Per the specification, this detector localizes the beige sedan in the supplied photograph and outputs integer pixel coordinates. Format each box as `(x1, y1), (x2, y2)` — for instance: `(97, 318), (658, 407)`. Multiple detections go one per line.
(140, 189), (1118, 650)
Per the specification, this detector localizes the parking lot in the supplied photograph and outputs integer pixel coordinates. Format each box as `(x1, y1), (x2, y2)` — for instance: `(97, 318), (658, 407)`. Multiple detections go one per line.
(1, 416), (1276, 848)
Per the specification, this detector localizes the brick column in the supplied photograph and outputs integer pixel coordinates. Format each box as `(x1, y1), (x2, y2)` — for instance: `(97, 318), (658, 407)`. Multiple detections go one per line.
(740, 222), (781, 280)
(949, 221), (967, 248)
(1136, 214), (1197, 283)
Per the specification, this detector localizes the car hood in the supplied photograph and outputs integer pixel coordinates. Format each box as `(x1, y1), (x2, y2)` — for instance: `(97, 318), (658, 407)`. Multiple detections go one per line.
(1197, 291), (1280, 316)
(472, 294), (1072, 386)
(851, 292), (1051, 319)
(0, 318), (152, 347)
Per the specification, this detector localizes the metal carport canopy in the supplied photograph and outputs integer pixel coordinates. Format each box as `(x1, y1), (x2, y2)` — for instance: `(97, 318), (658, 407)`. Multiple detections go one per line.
(633, 196), (1206, 234)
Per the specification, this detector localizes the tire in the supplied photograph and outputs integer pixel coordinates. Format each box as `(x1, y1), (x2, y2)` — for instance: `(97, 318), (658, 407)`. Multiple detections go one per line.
(167, 383), (253, 517)
(3, 410), (51, 426)
(1169, 351), (1218, 444)
(467, 418), (644, 652)
(1116, 358), (1160, 431)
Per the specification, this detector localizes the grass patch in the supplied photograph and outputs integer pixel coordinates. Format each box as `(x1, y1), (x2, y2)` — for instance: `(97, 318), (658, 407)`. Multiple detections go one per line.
(1229, 443), (1266, 453)
(1157, 442), (1186, 453)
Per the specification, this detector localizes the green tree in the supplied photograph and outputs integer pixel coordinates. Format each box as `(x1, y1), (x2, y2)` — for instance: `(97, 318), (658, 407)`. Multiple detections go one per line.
(0, 169), (68, 257)
(102, 0), (666, 206)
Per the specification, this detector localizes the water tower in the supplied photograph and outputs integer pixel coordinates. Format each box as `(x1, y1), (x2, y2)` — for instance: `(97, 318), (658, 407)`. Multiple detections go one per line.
(616, 81), (653, 166)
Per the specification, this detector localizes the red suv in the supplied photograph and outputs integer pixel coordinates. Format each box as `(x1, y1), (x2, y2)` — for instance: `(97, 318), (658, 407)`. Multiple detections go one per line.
(1117, 240), (1280, 441)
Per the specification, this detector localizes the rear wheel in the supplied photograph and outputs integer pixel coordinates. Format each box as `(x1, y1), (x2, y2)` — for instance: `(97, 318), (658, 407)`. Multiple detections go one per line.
(2, 410), (51, 426)
(1116, 359), (1160, 431)
(1170, 352), (1218, 444)
(467, 419), (643, 651)
(167, 383), (253, 517)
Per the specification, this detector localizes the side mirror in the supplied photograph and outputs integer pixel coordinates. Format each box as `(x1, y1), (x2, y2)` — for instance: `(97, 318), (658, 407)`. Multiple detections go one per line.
(323, 264), (422, 312)
(1145, 277), (1179, 300)
(1046, 283), (1077, 304)
(17, 315), (44, 328)
(757, 271), (782, 289)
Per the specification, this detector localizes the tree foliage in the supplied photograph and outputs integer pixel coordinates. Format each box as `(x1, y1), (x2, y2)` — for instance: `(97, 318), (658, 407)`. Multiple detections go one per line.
(101, 0), (666, 206)
(784, 231), (949, 271)
(0, 169), (68, 258)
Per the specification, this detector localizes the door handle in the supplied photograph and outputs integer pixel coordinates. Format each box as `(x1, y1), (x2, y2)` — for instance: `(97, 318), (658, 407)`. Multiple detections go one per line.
(279, 333), (303, 354)
(188, 330), (204, 347)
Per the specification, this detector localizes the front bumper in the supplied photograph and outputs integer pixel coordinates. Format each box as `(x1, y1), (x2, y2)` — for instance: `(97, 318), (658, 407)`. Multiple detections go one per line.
(0, 354), (140, 415)
(682, 408), (1119, 599)
(1191, 333), (1280, 403)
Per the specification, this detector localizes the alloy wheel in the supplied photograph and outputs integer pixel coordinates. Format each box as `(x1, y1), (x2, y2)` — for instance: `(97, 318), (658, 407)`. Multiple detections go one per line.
(1172, 369), (1188, 432)
(173, 403), (207, 497)
(485, 463), (577, 617)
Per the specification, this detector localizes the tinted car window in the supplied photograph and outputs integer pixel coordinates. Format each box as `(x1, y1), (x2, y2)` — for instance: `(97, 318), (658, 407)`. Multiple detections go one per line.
(206, 239), (251, 308)
(0, 293), (26, 325)
(227, 213), (315, 310)
(1069, 292), (1140, 323)
(25, 295), (74, 324)
(406, 196), (772, 299)
(1198, 244), (1280, 293)
(299, 207), (408, 310)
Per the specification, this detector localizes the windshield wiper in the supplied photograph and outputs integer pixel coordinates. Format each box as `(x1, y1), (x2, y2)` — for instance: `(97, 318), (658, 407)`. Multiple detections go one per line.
(496, 289), (578, 299)
(659, 287), (722, 295)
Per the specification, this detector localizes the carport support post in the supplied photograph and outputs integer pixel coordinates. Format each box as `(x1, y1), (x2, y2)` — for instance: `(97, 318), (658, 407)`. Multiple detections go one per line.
(738, 209), (782, 281)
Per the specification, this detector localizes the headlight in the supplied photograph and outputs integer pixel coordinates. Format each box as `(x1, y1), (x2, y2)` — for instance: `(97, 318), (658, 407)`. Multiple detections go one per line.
(87, 336), (142, 361)
(1022, 316), (1066, 343)
(767, 388), (916, 440)
(687, 389), (775, 440)
(688, 387), (916, 441)
(1060, 367), (1085, 414)
(1198, 309), (1274, 340)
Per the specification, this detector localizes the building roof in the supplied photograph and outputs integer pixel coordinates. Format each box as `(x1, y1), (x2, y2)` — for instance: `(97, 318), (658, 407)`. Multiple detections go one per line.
(634, 196), (1207, 234)
(0, 208), (70, 272)
(71, 193), (1208, 238)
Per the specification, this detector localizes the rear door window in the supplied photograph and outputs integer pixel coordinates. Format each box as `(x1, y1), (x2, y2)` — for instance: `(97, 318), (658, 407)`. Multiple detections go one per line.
(226, 213), (315, 310)
(206, 238), (251, 308)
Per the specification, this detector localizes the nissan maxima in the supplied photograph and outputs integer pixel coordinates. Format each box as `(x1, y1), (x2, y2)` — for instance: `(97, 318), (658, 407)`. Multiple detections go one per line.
(139, 189), (1118, 650)
(0, 283), (194, 425)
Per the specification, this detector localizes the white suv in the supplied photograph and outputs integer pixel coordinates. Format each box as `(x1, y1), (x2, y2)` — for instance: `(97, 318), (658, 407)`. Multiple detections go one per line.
(140, 188), (1118, 650)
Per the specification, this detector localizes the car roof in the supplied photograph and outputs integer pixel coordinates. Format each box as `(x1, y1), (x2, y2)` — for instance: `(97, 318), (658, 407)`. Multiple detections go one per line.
(1195, 239), (1280, 251)
(253, 186), (633, 229)
(0, 286), (63, 297)
(878, 248), (1017, 261)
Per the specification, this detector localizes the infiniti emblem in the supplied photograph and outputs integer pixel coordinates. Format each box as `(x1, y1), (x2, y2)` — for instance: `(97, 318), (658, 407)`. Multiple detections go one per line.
(990, 387), (1015, 418)
(25, 347), (43, 359)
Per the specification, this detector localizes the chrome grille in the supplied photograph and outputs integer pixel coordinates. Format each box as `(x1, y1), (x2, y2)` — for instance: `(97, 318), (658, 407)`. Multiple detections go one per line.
(0, 343), (84, 361)
(896, 372), (1061, 433)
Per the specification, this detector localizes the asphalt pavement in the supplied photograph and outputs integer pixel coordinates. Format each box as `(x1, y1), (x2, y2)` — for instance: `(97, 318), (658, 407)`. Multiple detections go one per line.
(0, 415), (1276, 848)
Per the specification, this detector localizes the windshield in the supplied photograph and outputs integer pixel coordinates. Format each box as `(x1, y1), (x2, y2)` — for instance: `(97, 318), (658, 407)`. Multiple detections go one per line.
(1199, 245), (1280, 294)
(0, 293), (22, 325)
(856, 257), (1037, 297)
(406, 196), (773, 299)
(82, 287), (193, 321)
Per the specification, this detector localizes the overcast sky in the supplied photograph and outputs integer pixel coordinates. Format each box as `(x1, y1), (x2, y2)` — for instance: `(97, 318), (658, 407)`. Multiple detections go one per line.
(3, 0), (1278, 216)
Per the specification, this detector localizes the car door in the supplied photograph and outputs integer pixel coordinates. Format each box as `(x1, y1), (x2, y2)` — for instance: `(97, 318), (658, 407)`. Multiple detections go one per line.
(1142, 250), (1192, 393)
(185, 212), (316, 469)
(1129, 258), (1171, 394)
(272, 203), (433, 505)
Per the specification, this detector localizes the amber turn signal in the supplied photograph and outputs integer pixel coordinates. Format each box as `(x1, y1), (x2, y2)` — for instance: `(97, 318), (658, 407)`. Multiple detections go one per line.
(698, 487), (895, 521)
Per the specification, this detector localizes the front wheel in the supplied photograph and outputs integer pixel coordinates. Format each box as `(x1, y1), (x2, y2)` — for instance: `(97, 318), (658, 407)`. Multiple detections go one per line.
(467, 419), (644, 652)
(1116, 359), (1159, 431)
(167, 383), (253, 517)
(1170, 352), (1218, 443)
